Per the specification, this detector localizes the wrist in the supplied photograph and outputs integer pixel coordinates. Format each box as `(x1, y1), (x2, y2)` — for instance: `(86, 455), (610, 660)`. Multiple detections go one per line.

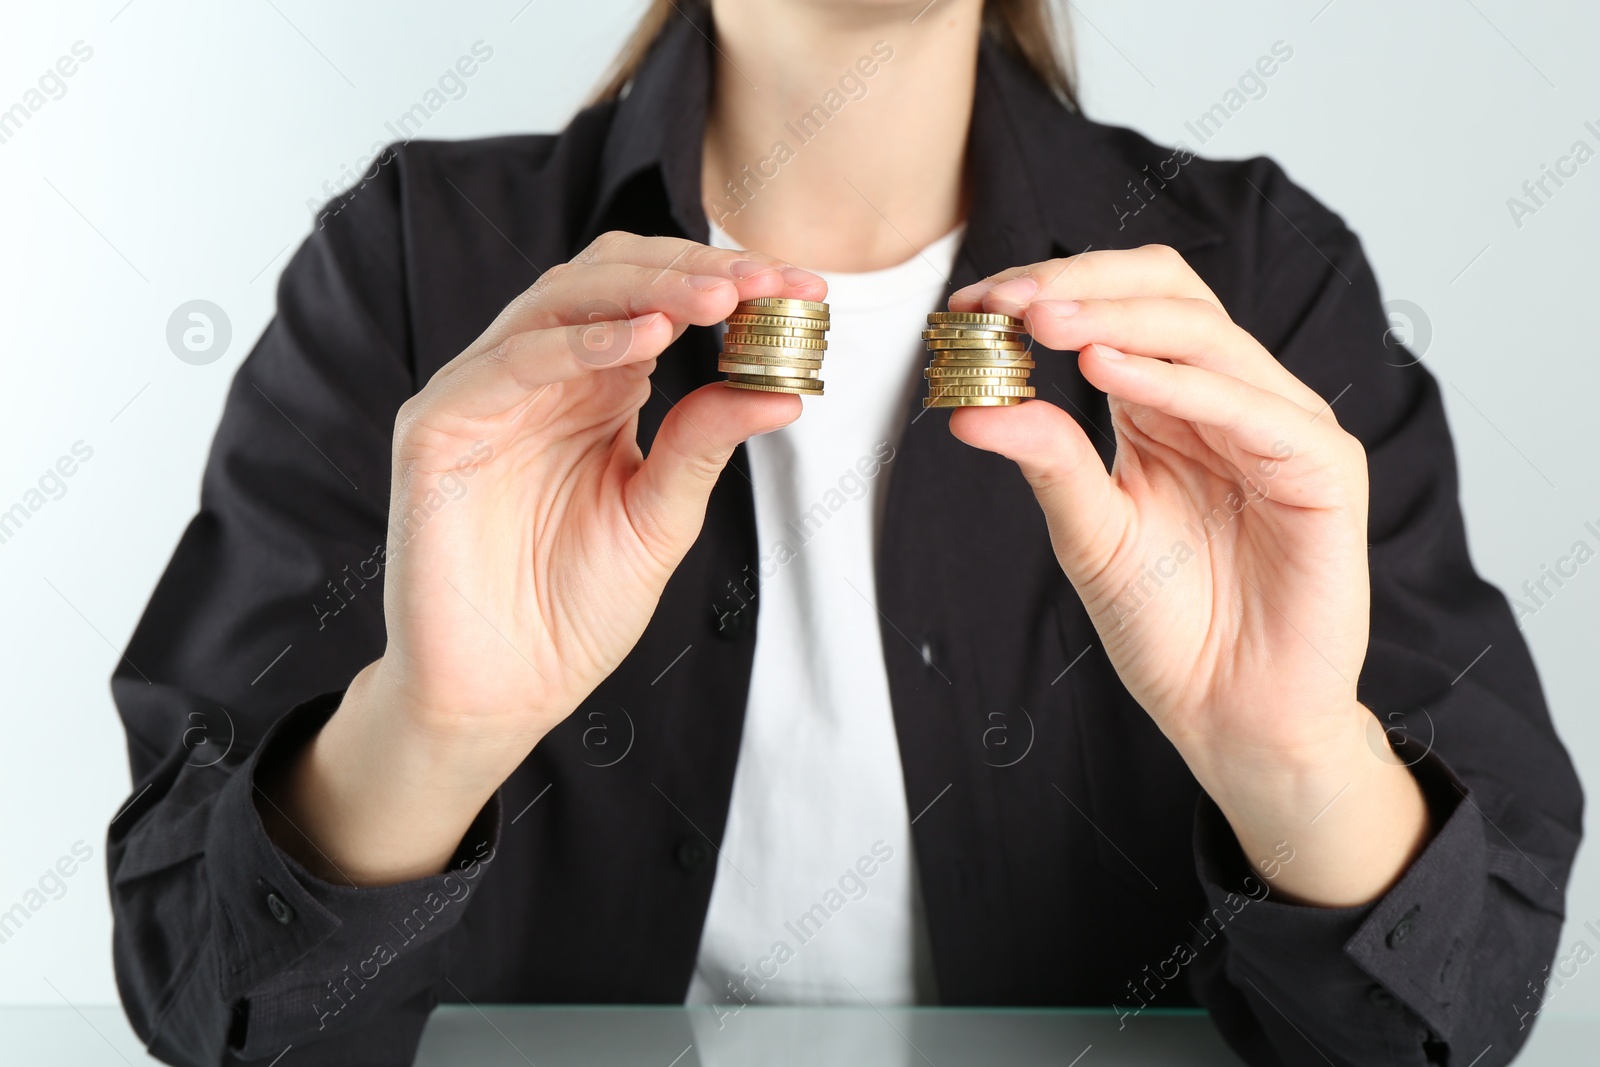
(361, 655), (553, 787)
(1196, 702), (1377, 823)
(259, 658), (528, 886)
(1199, 704), (1433, 908)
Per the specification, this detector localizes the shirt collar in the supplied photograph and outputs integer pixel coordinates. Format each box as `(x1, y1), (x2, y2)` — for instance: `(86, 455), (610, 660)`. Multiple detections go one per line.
(578, 6), (1222, 273)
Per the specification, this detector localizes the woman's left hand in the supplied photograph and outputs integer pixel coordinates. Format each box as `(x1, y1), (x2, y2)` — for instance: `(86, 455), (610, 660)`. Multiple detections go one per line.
(948, 245), (1429, 907)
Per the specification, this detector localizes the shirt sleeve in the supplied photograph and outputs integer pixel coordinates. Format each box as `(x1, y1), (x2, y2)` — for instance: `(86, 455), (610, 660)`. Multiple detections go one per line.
(1184, 158), (1584, 1067)
(105, 144), (502, 1065)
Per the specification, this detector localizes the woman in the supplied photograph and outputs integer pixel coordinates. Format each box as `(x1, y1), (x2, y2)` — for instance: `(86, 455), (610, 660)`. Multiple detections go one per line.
(108, 2), (1580, 1065)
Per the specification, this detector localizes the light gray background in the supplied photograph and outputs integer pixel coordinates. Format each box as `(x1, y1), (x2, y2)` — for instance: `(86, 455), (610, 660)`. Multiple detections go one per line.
(2, 0), (1595, 1036)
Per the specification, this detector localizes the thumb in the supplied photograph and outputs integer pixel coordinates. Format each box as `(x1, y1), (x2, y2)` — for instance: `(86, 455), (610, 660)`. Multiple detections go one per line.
(625, 382), (801, 562)
(948, 398), (1127, 580)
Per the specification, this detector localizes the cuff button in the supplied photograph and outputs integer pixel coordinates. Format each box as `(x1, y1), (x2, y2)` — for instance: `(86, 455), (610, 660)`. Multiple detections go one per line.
(1366, 983), (1399, 1010)
(1387, 905), (1421, 948)
(675, 836), (713, 872)
(714, 605), (751, 640)
(266, 891), (295, 925)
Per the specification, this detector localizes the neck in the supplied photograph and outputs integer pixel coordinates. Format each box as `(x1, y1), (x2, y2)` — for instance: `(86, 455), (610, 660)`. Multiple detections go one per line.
(702, 0), (981, 272)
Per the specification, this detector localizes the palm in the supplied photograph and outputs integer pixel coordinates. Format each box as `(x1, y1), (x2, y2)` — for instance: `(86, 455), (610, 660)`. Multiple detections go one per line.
(1085, 401), (1369, 756)
(946, 246), (1374, 771)
(383, 365), (669, 738)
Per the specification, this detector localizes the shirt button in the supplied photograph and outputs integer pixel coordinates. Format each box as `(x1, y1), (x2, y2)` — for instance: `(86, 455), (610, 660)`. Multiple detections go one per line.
(1366, 983), (1399, 1010)
(1387, 906), (1420, 948)
(714, 606), (750, 640)
(265, 891), (295, 925)
(676, 836), (713, 872)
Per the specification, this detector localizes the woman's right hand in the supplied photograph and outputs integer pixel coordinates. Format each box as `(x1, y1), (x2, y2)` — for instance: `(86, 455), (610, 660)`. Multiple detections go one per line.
(261, 233), (825, 883)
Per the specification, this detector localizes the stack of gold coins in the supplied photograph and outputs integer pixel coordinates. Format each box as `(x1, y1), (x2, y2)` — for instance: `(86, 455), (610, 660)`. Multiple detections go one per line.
(922, 311), (1035, 407)
(719, 297), (830, 396)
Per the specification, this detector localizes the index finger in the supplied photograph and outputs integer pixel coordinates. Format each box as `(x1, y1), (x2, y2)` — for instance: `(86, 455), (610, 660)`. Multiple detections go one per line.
(574, 231), (827, 299)
(948, 245), (1224, 317)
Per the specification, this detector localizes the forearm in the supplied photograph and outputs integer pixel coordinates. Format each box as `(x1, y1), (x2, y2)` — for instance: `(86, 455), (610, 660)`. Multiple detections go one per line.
(1199, 703), (1433, 908)
(258, 657), (535, 886)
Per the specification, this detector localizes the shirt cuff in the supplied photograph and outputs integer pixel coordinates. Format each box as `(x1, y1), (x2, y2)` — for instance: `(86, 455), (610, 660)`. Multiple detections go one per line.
(1192, 747), (1480, 1041)
(202, 690), (502, 1053)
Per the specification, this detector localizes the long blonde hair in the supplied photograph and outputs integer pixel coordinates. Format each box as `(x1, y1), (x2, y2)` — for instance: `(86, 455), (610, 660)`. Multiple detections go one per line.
(589, 0), (1078, 109)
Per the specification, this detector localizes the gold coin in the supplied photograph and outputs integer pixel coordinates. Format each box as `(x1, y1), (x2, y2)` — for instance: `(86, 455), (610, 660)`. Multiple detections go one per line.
(922, 328), (1027, 341)
(726, 325), (828, 340)
(722, 337), (828, 354)
(928, 355), (1036, 363)
(718, 361), (821, 378)
(718, 351), (824, 368)
(924, 379), (1033, 389)
(725, 379), (825, 395)
(925, 384), (1037, 398)
(924, 338), (1029, 350)
(927, 356), (1036, 369)
(928, 377), (1036, 390)
(726, 372), (825, 391)
(921, 395), (1024, 408)
(741, 297), (830, 319)
(925, 364), (1032, 378)
(723, 337), (826, 351)
(726, 313), (832, 330)
(927, 311), (1024, 329)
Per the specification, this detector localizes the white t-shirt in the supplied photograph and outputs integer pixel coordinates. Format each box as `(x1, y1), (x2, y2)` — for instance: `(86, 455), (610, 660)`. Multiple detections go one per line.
(685, 221), (965, 1015)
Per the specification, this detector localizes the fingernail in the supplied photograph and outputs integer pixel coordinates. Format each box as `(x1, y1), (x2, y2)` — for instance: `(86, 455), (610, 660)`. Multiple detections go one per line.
(1033, 300), (1080, 318)
(987, 275), (1039, 303)
(728, 259), (769, 279)
(1093, 344), (1126, 361)
(687, 275), (732, 290)
(628, 313), (661, 328)
(781, 266), (821, 287)
(950, 282), (987, 303)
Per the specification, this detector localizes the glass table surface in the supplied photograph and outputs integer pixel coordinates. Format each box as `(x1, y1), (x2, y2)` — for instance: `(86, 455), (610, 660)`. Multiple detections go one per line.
(4, 1003), (1593, 1064)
